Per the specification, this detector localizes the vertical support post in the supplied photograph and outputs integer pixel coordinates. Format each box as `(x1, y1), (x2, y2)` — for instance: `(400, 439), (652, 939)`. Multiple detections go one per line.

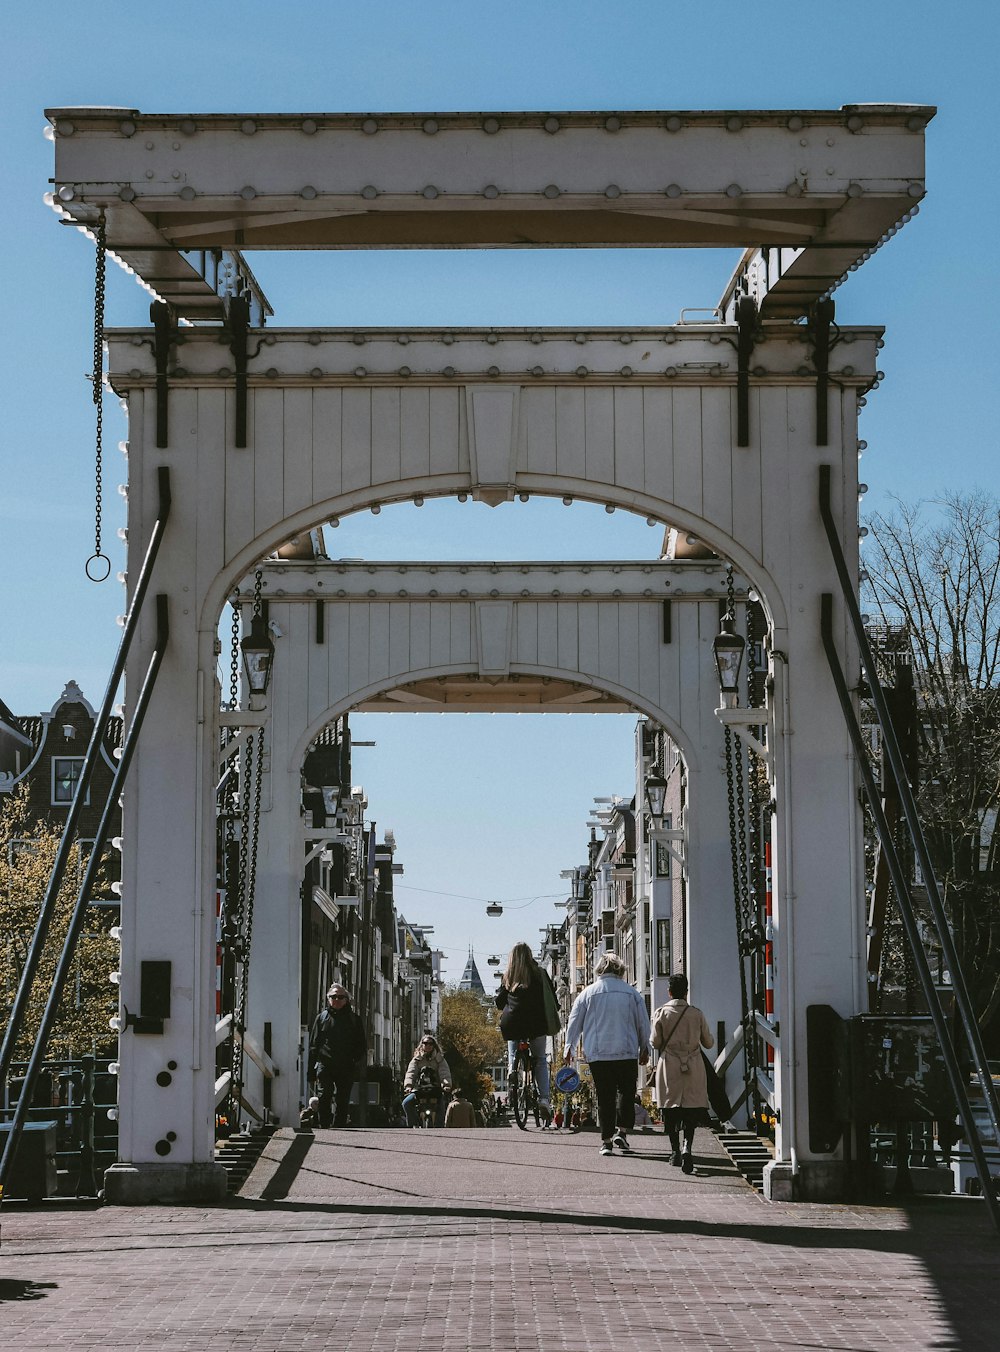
(809, 298), (835, 447)
(75, 1054), (98, 1198)
(150, 301), (175, 449)
(735, 295), (757, 448)
(227, 295), (250, 449)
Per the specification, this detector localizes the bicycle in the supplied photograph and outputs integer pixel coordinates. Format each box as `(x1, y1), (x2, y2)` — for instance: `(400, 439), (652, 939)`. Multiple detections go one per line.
(508, 1040), (549, 1131)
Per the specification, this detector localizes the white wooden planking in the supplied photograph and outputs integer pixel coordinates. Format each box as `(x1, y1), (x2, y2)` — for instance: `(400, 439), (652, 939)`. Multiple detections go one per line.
(272, 593), (719, 763)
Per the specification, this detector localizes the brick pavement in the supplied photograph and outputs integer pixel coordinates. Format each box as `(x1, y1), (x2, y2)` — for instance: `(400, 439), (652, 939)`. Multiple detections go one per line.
(0, 1125), (997, 1350)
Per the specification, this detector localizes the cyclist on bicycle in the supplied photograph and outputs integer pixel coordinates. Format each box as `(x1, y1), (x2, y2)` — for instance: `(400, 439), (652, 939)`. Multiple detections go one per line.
(402, 1034), (452, 1127)
(495, 942), (559, 1117)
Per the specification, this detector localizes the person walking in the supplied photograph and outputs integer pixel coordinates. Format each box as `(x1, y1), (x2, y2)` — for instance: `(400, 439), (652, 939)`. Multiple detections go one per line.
(444, 1087), (479, 1128)
(650, 972), (714, 1174)
(495, 941), (559, 1117)
(563, 952), (651, 1157)
(308, 983), (368, 1128)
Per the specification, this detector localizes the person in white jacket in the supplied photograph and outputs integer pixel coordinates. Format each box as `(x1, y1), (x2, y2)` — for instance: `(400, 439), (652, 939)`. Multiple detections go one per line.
(563, 952), (651, 1157)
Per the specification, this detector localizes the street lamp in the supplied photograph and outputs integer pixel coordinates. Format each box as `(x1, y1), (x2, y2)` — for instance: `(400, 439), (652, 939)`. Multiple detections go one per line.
(644, 771), (668, 828)
(240, 613), (275, 698)
(303, 745), (342, 819)
(713, 615), (745, 709)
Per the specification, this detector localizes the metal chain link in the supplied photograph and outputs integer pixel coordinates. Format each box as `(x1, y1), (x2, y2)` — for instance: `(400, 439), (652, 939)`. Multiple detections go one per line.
(228, 732), (254, 1120)
(229, 592), (241, 712)
(86, 213), (110, 582)
(723, 565), (758, 1117)
(230, 727), (264, 1121)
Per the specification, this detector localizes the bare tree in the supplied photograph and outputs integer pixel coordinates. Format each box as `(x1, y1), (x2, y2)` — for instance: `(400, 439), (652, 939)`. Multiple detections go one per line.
(864, 492), (1000, 1031)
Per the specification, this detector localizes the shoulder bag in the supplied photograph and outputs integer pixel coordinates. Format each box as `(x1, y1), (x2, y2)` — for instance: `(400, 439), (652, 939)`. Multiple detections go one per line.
(647, 1004), (689, 1085)
(541, 970), (561, 1035)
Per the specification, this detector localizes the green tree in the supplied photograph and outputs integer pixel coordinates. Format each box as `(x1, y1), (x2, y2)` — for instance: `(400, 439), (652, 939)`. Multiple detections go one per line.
(864, 491), (1000, 1032)
(437, 986), (505, 1105)
(0, 787), (118, 1060)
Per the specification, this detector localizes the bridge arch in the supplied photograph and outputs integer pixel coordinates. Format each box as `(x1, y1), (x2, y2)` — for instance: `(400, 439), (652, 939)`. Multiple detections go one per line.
(199, 465), (790, 638)
(289, 661), (699, 776)
(248, 576), (740, 1127)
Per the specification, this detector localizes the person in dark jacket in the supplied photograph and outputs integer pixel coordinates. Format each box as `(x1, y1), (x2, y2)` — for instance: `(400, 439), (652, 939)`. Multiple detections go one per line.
(495, 942), (558, 1112)
(309, 983), (367, 1128)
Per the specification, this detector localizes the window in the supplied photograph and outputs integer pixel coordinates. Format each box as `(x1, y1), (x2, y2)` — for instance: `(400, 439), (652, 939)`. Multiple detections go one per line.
(7, 838), (39, 866)
(656, 920), (671, 977)
(654, 841), (672, 878)
(653, 813), (674, 877)
(52, 757), (88, 806)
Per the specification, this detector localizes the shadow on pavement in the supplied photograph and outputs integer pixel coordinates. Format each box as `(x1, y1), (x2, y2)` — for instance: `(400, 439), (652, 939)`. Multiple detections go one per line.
(234, 1130), (1000, 1349)
(259, 1130), (314, 1201)
(0, 1279), (59, 1302)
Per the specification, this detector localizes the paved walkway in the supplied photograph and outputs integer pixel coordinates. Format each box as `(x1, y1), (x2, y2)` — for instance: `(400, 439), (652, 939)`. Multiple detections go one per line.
(1, 1125), (997, 1350)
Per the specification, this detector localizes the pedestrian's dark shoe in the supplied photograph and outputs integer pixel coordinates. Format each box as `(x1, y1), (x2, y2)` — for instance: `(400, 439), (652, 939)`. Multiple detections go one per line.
(681, 1152), (694, 1174)
(669, 1150), (682, 1166)
(600, 1142), (614, 1157)
(612, 1133), (632, 1153)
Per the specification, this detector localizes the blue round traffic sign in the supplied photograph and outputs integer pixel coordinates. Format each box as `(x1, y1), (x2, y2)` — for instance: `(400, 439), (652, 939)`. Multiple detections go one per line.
(554, 1067), (580, 1094)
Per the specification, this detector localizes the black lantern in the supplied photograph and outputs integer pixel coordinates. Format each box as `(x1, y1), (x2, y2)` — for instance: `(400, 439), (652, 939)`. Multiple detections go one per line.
(645, 771), (668, 827)
(303, 745), (342, 818)
(713, 615), (745, 704)
(240, 612), (275, 698)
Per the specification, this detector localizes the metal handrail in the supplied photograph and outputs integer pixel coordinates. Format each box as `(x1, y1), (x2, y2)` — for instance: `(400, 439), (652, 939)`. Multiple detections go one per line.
(0, 595), (170, 1202)
(0, 468), (171, 1091)
(819, 464), (1000, 1150)
(821, 590), (1000, 1234)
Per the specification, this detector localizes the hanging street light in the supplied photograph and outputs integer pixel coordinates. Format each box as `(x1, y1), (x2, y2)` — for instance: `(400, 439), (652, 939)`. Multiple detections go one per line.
(303, 745), (343, 821)
(713, 615), (745, 709)
(240, 612), (275, 699)
(644, 771), (669, 828)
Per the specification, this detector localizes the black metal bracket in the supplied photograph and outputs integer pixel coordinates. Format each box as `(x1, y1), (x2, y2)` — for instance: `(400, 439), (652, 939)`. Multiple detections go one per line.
(735, 295), (758, 447)
(150, 301), (178, 449)
(226, 294), (251, 448)
(718, 291), (760, 446)
(807, 298), (837, 446)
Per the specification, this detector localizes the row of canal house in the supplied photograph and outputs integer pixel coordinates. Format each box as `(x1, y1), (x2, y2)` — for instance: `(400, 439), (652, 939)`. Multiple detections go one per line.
(300, 715), (442, 1116)
(541, 720), (685, 1033)
(0, 682), (442, 1119)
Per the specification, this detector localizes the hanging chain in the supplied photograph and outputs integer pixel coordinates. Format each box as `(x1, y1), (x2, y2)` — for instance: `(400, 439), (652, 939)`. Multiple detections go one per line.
(224, 572), (267, 1127)
(228, 732), (254, 1122)
(726, 567), (752, 951)
(723, 565), (759, 1118)
(86, 213), (110, 583)
(745, 600), (766, 953)
(230, 727), (264, 1123)
(229, 592), (241, 711)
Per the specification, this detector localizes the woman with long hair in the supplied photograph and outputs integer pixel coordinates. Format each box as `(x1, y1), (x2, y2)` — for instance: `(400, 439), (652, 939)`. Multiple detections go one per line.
(495, 942), (558, 1113)
(402, 1033), (452, 1127)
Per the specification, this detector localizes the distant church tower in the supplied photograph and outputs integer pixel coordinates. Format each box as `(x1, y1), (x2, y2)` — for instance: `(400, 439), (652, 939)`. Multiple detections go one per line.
(458, 948), (486, 997)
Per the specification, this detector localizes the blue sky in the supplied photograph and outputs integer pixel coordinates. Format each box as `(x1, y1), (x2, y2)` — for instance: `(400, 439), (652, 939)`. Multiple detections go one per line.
(4, 2), (997, 981)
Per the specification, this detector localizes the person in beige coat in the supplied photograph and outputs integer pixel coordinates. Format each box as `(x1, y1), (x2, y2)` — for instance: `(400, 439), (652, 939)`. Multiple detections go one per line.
(444, 1088), (479, 1128)
(650, 972), (714, 1174)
